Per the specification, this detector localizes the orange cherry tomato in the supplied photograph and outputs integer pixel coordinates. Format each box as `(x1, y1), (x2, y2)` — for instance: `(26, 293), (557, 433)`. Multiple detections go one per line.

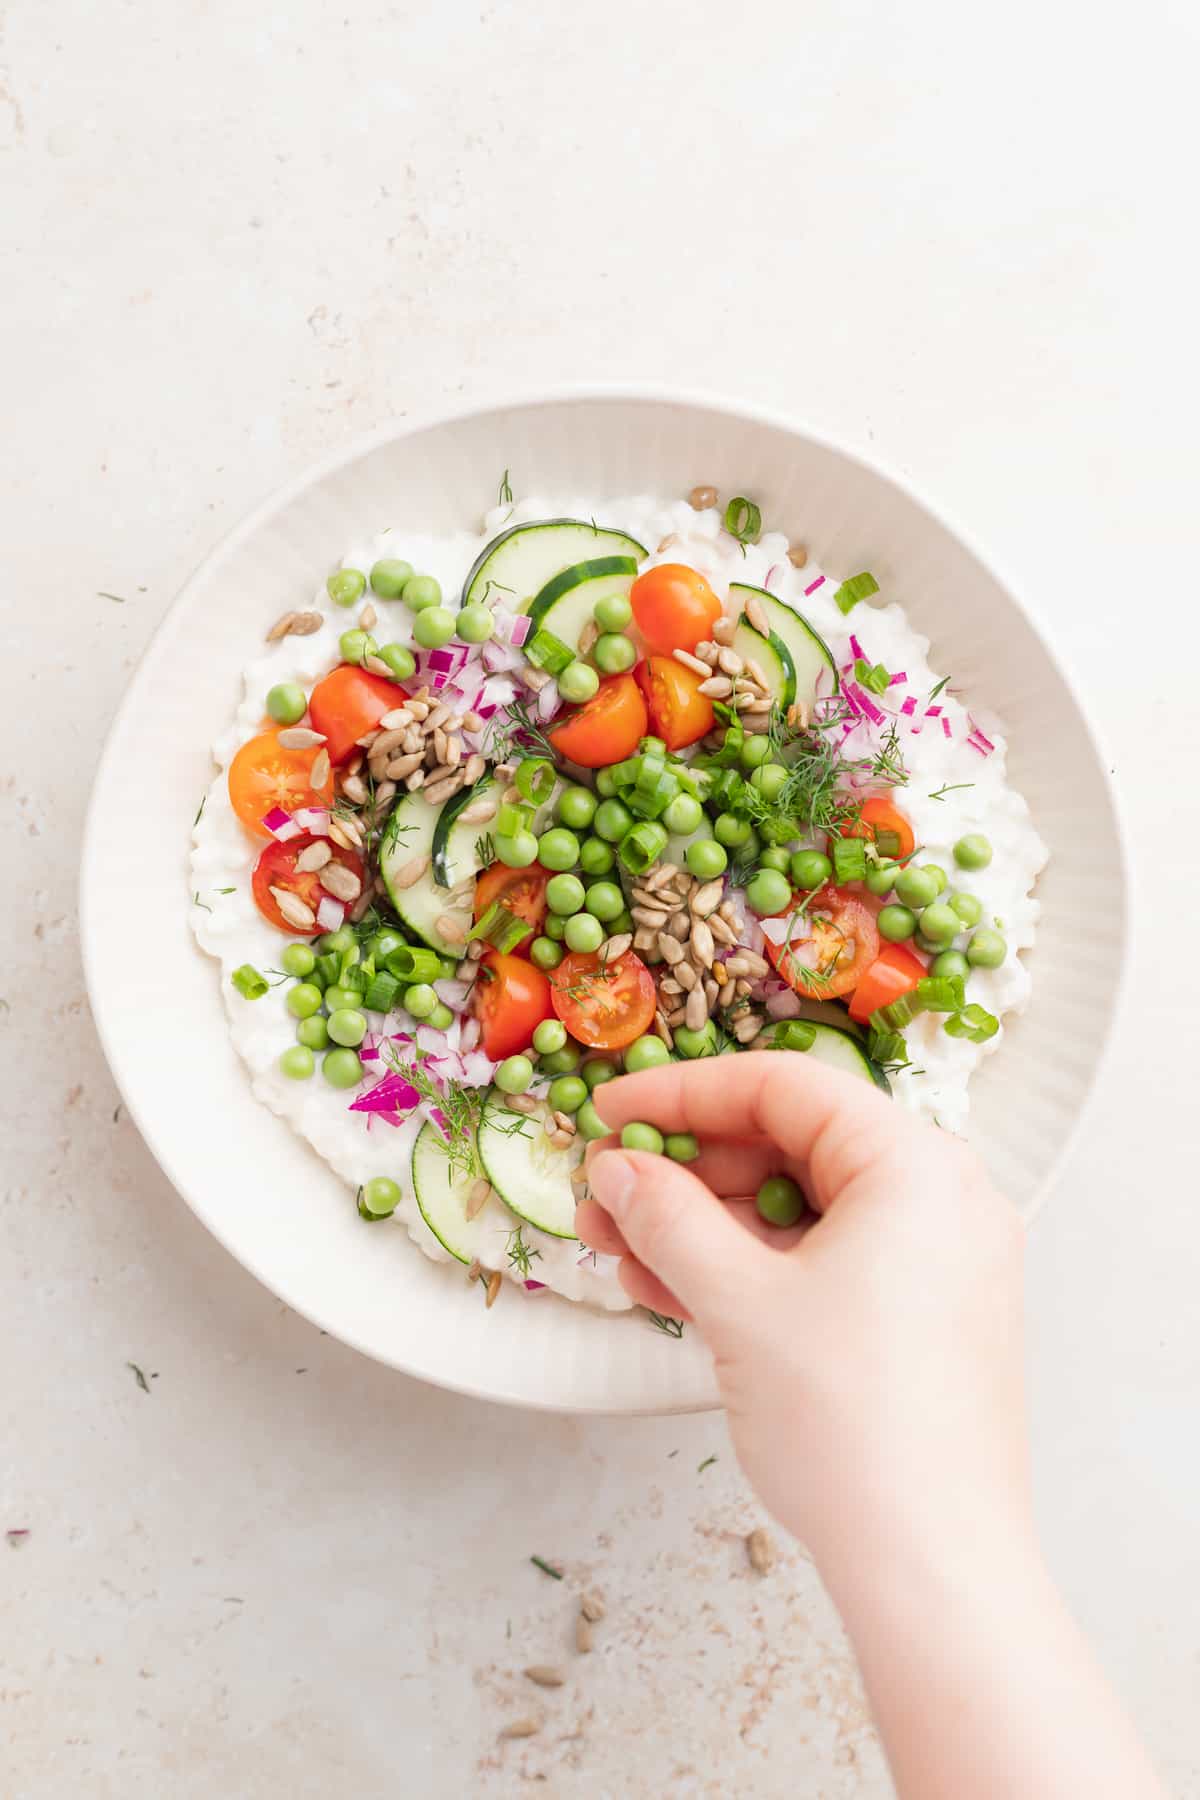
(635, 656), (715, 751)
(847, 941), (927, 1024)
(841, 795), (916, 862)
(251, 834), (366, 935)
(630, 564), (722, 654)
(763, 885), (881, 1001)
(472, 862), (551, 957)
(548, 673), (648, 769)
(549, 949), (657, 1050)
(308, 665), (407, 766)
(228, 730), (336, 839)
(474, 950), (556, 1060)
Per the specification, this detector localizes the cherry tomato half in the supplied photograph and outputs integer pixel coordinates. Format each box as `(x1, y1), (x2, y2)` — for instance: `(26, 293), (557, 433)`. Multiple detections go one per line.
(764, 885), (881, 1001)
(251, 833), (366, 935)
(636, 655), (715, 751)
(548, 673), (648, 769)
(308, 665), (406, 766)
(847, 941), (927, 1024)
(630, 564), (722, 654)
(472, 862), (551, 956)
(228, 730), (336, 839)
(549, 949), (657, 1050)
(474, 950), (556, 1060)
(841, 795), (916, 862)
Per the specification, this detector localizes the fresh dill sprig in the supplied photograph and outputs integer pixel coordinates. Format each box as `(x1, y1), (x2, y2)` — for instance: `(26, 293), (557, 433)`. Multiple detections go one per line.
(474, 831), (496, 866)
(927, 675), (951, 703)
(487, 698), (556, 763)
(498, 468), (513, 506)
(506, 1226), (542, 1277)
(869, 721), (908, 787)
(928, 782), (974, 802)
(647, 1311), (685, 1339)
(192, 892), (212, 912)
(193, 795), (206, 826)
(383, 1047), (481, 1177)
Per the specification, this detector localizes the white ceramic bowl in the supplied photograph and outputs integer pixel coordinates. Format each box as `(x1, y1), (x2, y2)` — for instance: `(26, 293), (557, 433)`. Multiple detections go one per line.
(80, 388), (1127, 1414)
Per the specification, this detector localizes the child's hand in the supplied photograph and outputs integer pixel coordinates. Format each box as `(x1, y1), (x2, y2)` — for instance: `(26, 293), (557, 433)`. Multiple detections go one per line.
(578, 1052), (1029, 1571)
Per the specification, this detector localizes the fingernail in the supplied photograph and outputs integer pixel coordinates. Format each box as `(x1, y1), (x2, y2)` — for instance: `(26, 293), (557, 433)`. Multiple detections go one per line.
(589, 1151), (636, 1222)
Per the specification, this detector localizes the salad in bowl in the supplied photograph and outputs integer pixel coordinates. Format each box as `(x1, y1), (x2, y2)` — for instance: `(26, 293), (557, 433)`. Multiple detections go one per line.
(190, 482), (1046, 1315)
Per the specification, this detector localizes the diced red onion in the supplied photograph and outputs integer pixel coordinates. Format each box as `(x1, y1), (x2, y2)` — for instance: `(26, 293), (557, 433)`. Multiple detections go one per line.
(577, 1248), (599, 1269)
(434, 977), (472, 1009)
(458, 1047), (497, 1087)
(759, 916), (794, 947)
(536, 679), (561, 722)
(968, 718), (996, 754)
(925, 705), (942, 718)
(359, 1035), (381, 1061)
(430, 1106), (451, 1139)
(941, 716), (952, 739)
(764, 563), (782, 590)
(427, 646), (466, 674)
(458, 1015), (481, 1053)
(415, 1025), (448, 1057)
(508, 613), (531, 647)
(349, 1072), (421, 1115)
(888, 671), (907, 687)
(524, 1280), (548, 1292)
(968, 735), (994, 757)
(804, 575), (825, 596)
(844, 681), (885, 725)
(316, 895), (346, 931)
(842, 684), (862, 719)
(901, 695), (918, 717)
(765, 988), (805, 1020)
(262, 808), (303, 841)
(849, 633), (865, 660)
(293, 807), (331, 835)
(481, 638), (525, 675)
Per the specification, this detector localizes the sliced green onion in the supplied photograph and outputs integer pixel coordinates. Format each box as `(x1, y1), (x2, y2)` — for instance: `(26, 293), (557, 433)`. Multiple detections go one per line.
(386, 945), (443, 984)
(853, 658), (891, 695)
(867, 1028), (909, 1068)
(232, 963), (268, 1000)
(871, 992), (922, 1034)
(833, 572), (880, 615)
(469, 900), (533, 954)
(524, 627), (574, 675)
(515, 757), (555, 804)
(771, 1020), (817, 1053)
(832, 836), (867, 883)
(315, 952), (341, 988)
(916, 974), (966, 1013)
(872, 828), (902, 859)
(618, 820), (669, 874)
(338, 963), (367, 996)
(944, 1003), (999, 1044)
(675, 763), (708, 799)
(723, 495), (762, 544)
(496, 799), (534, 838)
(628, 769), (681, 819)
(362, 969), (403, 1013)
(639, 735), (667, 755)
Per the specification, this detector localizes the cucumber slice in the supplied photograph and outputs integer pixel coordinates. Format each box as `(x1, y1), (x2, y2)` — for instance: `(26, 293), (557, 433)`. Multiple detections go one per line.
(477, 1089), (580, 1239)
(378, 787), (486, 952)
(801, 1021), (890, 1093)
(462, 521), (647, 612)
(730, 584), (838, 710)
(527, 558), (639, 655)
(411, 1119), (513, 1265)
(732, 616), (793, 706)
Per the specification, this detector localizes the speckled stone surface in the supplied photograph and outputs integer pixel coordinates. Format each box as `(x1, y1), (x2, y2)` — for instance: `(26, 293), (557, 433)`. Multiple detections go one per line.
(3, 1), (1200, 1793)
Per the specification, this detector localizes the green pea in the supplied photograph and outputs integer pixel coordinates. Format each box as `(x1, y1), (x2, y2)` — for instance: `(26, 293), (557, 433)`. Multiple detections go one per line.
(624, 1034), (670, 1073)
(575, 1098), (609, 1141)
(558, 660), (601, 703)
(954, 833), (993, 871)
(377, 642), (417, 683)
(548, 1074), (588, 1114)
(914, 933), (948, 955)
(267, 682), (307, 726)
(865, 861), (899, 897)
(594, 592), (633, 631)
(750, 763), (789, 802)
(967, 928), (1007, 969)
(621, 1121), (664, 1154)
(756, 1174), (805, 1227)
(537, 827), (580, 872)
(413, 606), (456, 649)
(585, 881), (625, 922)
(318, 926), (356, 955)
(923, 864), (948, 895)
(931, 949), (970, 981)
(538, 1045), (581, 1076)
(456, 603), (495, 643)
(327, 1007), (367, 1047)
(402, 574), (442, 612)
(427, 1002), (455, 1031)
(547, 872), (586, 915)
(530, 936), (563, 970)
(584, 1057), (619, 1089)
(662, 792), (702, 835)
(739, 734), (772, 770)
(279, 1045), (315, 1079)
(495, 1054), (534, 1094)
(495, 831), (539, 868)
(533, 1019), (567, 1056)
(564, 912), (604, 954)
(788, 849), (832, 890)
(673, 1021), (718, 1059)
(950, 892), (983, 927)
(403, 982), (438, 1019)
(544, 913), (567, 941)
(758, 846), (791, 874)
(286, 982), (323, 1020)
(557, 784), (597, 830)
(685, 838), (728, 879)
(918, 902), (960, 946)
(595, 767), (618, 797)
(878, 904), (917, 942)
(339, 628), (377, 666)
(593, 633), (637, 674)
(714, 811), (753, 849)
(593, 798), (633, 842)
(665, 1132), (700, 1163)
(368, 929), (407, 963)
(361, 1176), (402, 1216)
(327, 568), (366, 607)
(579, 837), (615, 875)
(369, 558), (413, 599)
(322, 1047), (364, 1088)
(297, 1014), (330, 1051)
(324, 984), (362, 1012)
(745, 867), (791, 916)
(894, 866), (939, 910)
(281, 942), (316, 978)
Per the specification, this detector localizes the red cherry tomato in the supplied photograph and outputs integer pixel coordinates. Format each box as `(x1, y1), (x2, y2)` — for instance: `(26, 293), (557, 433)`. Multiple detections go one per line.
(636, 656), (715, 750)
(847, 941), (927, 1024)
(251, 834), (365, 935)
(228, 730), (336, 839)
(763, 886), (881, 1001)
(473, 950), (556, 1060)
(840, 795), (916, 862)
(547, 673), (648, 769)
(630, 564), (722, 654)
(549, 949), (657, 1050)
(308, 665), (406, 766)
(472, 862), (551, 957)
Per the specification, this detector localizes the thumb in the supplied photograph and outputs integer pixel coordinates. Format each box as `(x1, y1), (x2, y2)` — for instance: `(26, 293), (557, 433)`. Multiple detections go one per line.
(588, 1149), (772, 1324)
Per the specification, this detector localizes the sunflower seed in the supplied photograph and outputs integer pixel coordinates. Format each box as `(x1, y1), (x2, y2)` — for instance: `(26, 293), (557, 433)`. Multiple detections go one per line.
(727, 949), (768, 977)
(667, 911), (690, 940)
(684, 987), (708, 1032)
(308, 747), (331, 789)
(689, 879), (723, 917)
(631, 904), (670, 929)
(467, 1178), (492, 1221)
(466, 1258), (482, 1284)
(406, 698), (429, 721)
(578, 618), (600, 657)
(711, 615), (736, 645)
(602, 932), (632, 962)
(265, 610), (299, 641)
(271, 886), (316, 929)
(380, 708), (413, 730)
(786, 700), (811, 730)
(461, 710), (484, 733)
(552, 1110), (577, 1134)
(432, 726), (448, 764)
(295, 840), (332, 872)
(732, 690), (762, 710)
(402, 728), (424, 754)
(548, 1128), (575, 1151)
(499, 1716), (540, 1739)
(522, 666), (551, 692)
(658, 976), (682, 998)
(734, 1011), (763, 1043)
(463, 755), (487, 787)
(358, 601), (377, 630)
(665, 1004), (687, 1028)
(743, 658), (770, 690)
(387, 853), (430, 889)
(319, 862), (362, 903)
(424, 773), (466, 807)
(707, 913), (737, 945)
(703, 977), (719, 1006)
(443, 734), (463, 768)
(364, 654), (395, 678)
(349, 887), (375, 923)
(718, 899), (740, 923)
(693, 640), (720, 665)
(327, 814), (364, 851)
(404, 769), (426, 791)
(423, 703), (449, 733)
(386, 752), (424, 779)
(688, 483), (718, 509)
(734, 978), (753, 998)
(744, 593), (770, 635)
(717, 647), (744, 677)
(689, 918), (715, 966)
(656, 533), (680, 553)
(485, 1270), (503, 1309)
(358, 730), (382, 751)
(787, 543), (809, 569)
(747, 1526), (776, 1573)
(633, 927), (658, 953)
(505, 1093), (538, 1115)
(674, 960), (697, 991)
(697, 675), (733, 699)
(672, 647), (710, 677)
(579, 1591), (606, 1622)
(651, 933), (682, 969)
(276, 727), (326, 750)
(458, 798), (497, 828)
(524, 1666), (565, 1688)
(435, 912), (467, 945)
(370, 728), (408, 759)
(466, 938), (485, 961)
(575, 1615), (594, 1654)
